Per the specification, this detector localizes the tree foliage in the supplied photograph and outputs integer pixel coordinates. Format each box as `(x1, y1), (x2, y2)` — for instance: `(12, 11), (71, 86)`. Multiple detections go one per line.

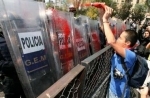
(131, 4), (146, 21)
(82, 0), (117, 19)
(145, 0), (150, 12)
(116, 3), (132, 20)
(34, 0), (45, 2)
(85, 7), (98, 20)
(46, 1), (68, 11)
(45, 0), (117, 19)
(46, 2), (54, 9)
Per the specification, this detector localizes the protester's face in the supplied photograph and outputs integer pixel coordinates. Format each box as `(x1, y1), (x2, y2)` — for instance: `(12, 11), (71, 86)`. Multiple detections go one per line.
(116, 31), (129, 48)
(144, 31), (150, 38)
(146, 26), (150, 31)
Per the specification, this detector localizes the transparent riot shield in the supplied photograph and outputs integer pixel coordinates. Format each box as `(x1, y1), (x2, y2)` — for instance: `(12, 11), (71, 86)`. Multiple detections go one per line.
(110, 19), (117, 38)
(73, 16), (90, 64)
(116, 20), (123, 38)
(76, 15), (100, 55)
(77, 15), (92, 55)
(88, 19), (101, 54)
(121, 21), (126, 31)
(0, 0), (54, 98)
(116, 19), (127, 38)
(75, 15), (93, 55)
(47, 9), (75, 76)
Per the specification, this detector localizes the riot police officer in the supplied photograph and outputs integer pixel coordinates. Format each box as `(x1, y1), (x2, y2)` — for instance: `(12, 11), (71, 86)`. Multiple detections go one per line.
(0, 29), (26, 98)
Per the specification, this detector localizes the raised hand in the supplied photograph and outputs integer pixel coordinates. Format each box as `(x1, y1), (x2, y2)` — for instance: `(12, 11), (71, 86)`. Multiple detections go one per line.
(102, 6), (113, 22)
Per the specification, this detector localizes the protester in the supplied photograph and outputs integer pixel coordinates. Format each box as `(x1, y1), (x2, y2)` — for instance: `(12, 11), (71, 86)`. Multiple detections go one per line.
(144, 30), (150, 38)
(124, 18), (130, 29)
(99, 6), (138, 98)
(146, 26), (150, 32)
(130, 20), (137, 31)
(136, 30), (150, 59)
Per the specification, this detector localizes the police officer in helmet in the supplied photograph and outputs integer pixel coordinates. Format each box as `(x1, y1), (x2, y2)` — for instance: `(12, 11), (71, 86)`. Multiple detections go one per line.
(0, 25), (26, 98)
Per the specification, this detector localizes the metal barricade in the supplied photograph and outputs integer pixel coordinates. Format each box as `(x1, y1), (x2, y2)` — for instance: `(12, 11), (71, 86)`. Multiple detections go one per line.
(38, 45), (113, 98)
(37, 64), (85, 98)
(81, 45), (113, 98)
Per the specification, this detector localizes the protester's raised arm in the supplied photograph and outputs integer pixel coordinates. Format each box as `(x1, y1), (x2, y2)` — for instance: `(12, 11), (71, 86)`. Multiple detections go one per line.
(102, 6), (126, 58)
(102, 6), (115, 44)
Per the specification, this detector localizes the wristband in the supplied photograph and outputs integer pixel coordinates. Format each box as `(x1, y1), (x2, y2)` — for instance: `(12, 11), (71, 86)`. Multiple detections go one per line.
(103, 21), (109, 23)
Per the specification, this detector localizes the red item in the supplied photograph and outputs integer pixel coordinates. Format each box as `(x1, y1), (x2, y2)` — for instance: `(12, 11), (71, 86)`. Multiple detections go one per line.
(91, 2), (105, 10)
(91, 31), (101, 52)
(84, 2), (105, 10)
(50, 9), (74, 74)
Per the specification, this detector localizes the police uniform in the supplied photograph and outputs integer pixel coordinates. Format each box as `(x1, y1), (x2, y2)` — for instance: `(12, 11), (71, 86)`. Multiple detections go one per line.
(0, 35), (26, 98)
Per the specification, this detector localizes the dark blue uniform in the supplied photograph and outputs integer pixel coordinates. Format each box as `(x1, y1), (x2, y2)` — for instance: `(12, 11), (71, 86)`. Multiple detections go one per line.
(0, 36), (26, 98)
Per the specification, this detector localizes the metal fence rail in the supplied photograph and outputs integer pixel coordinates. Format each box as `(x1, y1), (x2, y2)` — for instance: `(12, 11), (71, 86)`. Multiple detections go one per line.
(92, 74), (110, 98)
(38, 45), (114, 98)
(81, 45), (113, 98)
(37, 64), (85, 98)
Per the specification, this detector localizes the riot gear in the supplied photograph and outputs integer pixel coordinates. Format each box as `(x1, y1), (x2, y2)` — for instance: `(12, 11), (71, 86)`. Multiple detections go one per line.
(0, 31), (26, 98)
(1, 12), (25, 29)
(0, 12), (26, 98)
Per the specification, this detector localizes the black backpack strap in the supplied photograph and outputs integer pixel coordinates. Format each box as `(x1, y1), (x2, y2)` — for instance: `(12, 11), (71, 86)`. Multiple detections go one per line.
(120, 58), (130, 75)
(120, 58), (130, 98)
(121, 58), (127, 71)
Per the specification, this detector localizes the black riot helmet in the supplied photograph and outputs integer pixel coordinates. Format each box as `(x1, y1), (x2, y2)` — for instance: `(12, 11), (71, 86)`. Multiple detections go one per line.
(0, 12), (24, 38)
(2, 12), (25, 28)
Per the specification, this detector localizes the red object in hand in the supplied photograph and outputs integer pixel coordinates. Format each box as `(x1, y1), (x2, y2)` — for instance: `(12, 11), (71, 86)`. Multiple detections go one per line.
(91, 2), (105, 10)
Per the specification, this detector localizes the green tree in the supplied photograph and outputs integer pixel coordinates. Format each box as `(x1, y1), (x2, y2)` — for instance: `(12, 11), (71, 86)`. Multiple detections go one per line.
(45, 0), (117, 19)
(34, 0), (45, 2)
(131, 4), (146, 21)
(46, 1), (68, 11)
(145, 0), (150, 13)
(83, 0), (117, 19)
(85, 7), (98, 19)
(117, 3), (132, 20)
(46, 2), (54, 9)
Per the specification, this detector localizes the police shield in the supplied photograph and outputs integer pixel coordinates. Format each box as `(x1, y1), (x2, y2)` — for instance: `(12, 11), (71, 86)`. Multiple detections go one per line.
(73, 16), (90, 64)
(88, 19), (101, 54)
(76, 16), (102, 55)
(116, 19), (127, 38)
(74, 15), (95, 55)
(46, 9), (75, 77)
(0, 0), (55, 98)
(110, 19), (117, 38)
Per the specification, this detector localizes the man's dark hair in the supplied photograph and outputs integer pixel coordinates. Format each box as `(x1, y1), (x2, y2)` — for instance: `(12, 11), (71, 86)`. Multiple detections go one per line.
(124, 29), (138, 47)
